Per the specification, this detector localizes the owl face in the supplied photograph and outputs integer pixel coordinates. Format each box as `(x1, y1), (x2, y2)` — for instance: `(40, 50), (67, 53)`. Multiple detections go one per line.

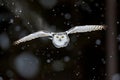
(52, 33), (70, 48)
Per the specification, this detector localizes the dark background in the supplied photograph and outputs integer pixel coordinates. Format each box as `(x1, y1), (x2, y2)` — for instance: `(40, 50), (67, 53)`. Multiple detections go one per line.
(0, 0), (119, 80)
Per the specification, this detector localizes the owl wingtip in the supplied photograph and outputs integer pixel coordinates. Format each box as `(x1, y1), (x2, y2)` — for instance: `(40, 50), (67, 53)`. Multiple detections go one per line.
(13, 41), (20, 45)
(102, 25), (107, 30)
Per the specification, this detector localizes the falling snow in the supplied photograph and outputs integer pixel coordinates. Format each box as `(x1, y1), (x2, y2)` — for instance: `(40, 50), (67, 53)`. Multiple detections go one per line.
(52, 60), (64, 72)
(39, 0), (57, 8)
(6, 70), (14, 78)
(101, 58), (106, 64)
(0, 3), (4, 6)
(14, 52), (40, 78)
(0, 33), (10, 50)
(95, 39), (101, 45)
(14, 26), (21, 32)
(95, 3), (99, 7)
(112, 73), (120, 80)
(74, 0), (92, 12)
(64, 56), (70, 62)
(87, 36), (91, 39)
(11, 2), (15, 5)
(117, 34), (120, 42)
(117, 21), (119, 24)
(46, 59), (51, 63)
(9, 19), (14, 23)
(64, 13), (71, 20)
(0, 77), (3, 80)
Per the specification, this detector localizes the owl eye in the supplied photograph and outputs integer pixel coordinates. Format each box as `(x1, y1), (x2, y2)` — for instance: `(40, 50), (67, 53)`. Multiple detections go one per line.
(56, 36), (59, 38)
(61, 36), (64, 38)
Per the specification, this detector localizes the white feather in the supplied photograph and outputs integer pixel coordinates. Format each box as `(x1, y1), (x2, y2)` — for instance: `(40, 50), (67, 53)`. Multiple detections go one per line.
(14, 31), (52, 44)
(66, 25), (105, 34)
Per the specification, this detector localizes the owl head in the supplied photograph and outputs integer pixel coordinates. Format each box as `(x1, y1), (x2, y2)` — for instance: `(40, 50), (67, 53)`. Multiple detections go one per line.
(52, 32), (70, 48)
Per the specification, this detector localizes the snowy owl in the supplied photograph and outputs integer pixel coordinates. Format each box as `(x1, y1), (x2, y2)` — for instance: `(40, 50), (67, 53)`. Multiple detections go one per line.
(14, 25), (105, 48)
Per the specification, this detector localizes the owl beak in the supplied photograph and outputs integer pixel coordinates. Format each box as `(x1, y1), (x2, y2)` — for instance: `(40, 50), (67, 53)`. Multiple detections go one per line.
(59, 38), (62, 41)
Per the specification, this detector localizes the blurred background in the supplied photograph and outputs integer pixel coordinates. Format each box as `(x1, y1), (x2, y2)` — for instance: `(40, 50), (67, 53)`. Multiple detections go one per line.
(0, 0), (119, 80)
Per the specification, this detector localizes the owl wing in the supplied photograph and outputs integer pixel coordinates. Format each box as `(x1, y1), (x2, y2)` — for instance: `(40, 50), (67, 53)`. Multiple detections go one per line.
(66, 25), (105, 34)
(14, 31), (53, 45)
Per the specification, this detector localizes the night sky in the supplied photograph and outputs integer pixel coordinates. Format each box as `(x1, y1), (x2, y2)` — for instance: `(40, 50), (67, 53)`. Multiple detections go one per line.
(0, 0), (120, 80)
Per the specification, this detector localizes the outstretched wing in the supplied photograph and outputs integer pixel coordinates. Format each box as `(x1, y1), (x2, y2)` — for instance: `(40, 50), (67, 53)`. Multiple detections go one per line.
(66, 25), (105, 34)
(14, 31), (53, 45)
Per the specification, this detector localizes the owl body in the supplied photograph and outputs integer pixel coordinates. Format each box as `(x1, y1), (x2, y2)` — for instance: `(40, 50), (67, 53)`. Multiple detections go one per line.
(52, 32), (70, 48)
(14, 25), (105, 48)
